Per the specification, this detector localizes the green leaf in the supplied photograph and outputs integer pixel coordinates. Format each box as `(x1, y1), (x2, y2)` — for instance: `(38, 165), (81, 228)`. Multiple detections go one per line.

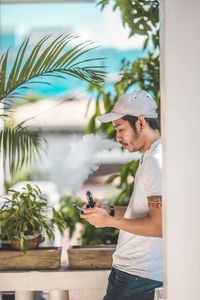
(20, 237), (27, 253)
(0, 50), (9, 99)
(5, 38), (30, 95)
(86, 115), (96, 134)
(1, 35), (106, 103)
(105, 174), (119, 184)
(103, 93), (112, 112)
(120, 163), (130, 184)
(143, 37), (149, 50)
(0, 126), (44, 172)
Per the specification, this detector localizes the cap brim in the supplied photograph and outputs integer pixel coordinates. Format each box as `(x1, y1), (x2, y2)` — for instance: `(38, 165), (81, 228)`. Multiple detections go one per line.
(97, 112), (125, 123)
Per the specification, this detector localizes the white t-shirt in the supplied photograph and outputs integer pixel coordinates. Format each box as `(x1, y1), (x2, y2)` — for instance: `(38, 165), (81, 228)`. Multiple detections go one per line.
(112, 139), (163, 282)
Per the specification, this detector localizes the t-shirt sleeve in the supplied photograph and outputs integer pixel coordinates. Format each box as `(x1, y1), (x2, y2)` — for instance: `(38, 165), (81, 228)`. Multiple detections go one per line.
(144, 154), (162, 197)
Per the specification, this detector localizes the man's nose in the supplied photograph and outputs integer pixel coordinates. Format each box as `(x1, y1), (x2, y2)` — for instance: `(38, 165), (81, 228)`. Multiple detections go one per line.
(116, 132), (122, 143)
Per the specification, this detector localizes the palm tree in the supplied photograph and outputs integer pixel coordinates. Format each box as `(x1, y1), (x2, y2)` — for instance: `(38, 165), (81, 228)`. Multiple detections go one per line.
(0, 34), (105, 173)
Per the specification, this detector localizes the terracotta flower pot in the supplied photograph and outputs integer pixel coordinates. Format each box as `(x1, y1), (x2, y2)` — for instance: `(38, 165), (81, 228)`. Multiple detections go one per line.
(11, 234), (45, 251)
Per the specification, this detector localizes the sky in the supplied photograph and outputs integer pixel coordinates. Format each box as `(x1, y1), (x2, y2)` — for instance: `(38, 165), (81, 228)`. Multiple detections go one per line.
(0, 1), (145, 50)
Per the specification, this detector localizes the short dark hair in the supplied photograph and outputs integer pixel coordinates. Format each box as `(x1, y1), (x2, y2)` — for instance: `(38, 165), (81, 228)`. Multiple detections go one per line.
(122, 115), (159, 131)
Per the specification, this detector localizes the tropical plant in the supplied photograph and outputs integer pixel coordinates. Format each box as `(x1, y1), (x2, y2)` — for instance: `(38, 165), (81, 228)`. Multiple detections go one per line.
(0, 34), (106, 173)
(85, 0), (160, 203)
(56, 1), (160, 246)
(99, 0), (159, 49)
(0, 183), (67, 253)
(1, 122), (44, 174)
(87, 0), (160, 135)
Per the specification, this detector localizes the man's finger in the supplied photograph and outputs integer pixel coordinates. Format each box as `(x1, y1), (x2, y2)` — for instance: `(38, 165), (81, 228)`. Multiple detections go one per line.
(95, 201), (102, 208)
(83, 207), (96, 214)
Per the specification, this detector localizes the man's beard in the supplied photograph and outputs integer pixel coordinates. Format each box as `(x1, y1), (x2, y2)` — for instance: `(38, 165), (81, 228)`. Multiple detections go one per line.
(128, 128), (140, 152)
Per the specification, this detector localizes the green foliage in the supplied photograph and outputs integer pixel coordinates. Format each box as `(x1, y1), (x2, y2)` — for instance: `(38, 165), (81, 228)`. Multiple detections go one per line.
(84, 0), (160, 208)
(0, 34), (106, 174)
(1, 123), (44, 173)
(59, 196), (83, 238)
(57, 1), (161, 246)
(59, 195), (119, 245)
(91, 0), (160, 128)
(0, 184), (68, 253)
(5, 166), (49, 193)
(14, 93), (41, 107)
(59, 0), (160, 246)
(106, 159), (140, 205)
(86, 52), (160, 137)
(79, 222), (119, 245)
(0, 34), (106, 103)
(98, 0), (159, 49)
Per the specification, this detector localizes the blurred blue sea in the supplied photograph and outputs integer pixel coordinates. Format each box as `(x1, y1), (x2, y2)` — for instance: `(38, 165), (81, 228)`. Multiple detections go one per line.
(1, 33), (147, 98)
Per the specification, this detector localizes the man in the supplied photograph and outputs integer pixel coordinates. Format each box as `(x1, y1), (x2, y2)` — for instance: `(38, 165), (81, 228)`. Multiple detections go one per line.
(81, 90), (163, 300)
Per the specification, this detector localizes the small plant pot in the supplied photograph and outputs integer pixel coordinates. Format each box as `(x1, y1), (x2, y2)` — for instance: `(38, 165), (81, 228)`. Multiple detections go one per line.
(11, 234), (45, 251)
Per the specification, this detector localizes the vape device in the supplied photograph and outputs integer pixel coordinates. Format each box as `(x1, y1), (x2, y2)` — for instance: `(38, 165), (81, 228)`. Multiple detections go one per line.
(86, 191), (96, 208)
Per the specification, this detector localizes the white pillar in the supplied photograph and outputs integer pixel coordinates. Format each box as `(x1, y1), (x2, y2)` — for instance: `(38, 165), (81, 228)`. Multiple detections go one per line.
(160, 0), (200, 299)
(15, 291), (34, 300)
(49, 290), (69, 300)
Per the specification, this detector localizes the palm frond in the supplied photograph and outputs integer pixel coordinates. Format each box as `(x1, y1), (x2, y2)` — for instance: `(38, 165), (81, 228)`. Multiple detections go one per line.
(0, 125), (44, 172)
(0, 35), (106, 102)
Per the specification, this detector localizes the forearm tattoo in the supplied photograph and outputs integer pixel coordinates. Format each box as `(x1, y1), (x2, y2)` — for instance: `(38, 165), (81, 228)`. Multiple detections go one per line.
(148, 196), (162, 209)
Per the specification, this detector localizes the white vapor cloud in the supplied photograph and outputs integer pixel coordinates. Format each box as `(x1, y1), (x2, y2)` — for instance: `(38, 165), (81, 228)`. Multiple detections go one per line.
(63, 133), (118, 191)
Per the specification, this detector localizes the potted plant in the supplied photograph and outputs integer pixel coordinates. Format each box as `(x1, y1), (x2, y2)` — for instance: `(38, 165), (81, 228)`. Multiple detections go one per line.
(0, 183), (67, 253)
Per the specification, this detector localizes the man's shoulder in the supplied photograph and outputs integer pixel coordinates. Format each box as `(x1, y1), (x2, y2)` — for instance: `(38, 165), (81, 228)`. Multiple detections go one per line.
(153, 142), (162, 156)
(149, 141), (162, 160)
(144, 145), (162, 171)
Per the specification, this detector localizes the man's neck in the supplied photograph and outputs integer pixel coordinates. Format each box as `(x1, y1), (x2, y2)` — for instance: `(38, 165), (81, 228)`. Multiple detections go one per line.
(141, 131), (161, 153)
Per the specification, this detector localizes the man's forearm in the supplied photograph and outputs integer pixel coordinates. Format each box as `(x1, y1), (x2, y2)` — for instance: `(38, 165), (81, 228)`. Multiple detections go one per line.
(103, 205), (127, 217)
(114, 206), (127, 217)
(82, 197), (162, 237)
(106, 215), (162, 238)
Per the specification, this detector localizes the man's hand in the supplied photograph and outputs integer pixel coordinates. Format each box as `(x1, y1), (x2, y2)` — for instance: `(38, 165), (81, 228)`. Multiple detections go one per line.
(82, 200), (110, 214)
(80, 207), (110, 228)
(94, 200), (110, 214)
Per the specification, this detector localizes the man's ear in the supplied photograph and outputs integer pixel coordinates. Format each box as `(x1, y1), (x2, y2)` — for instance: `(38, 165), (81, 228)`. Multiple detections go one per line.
(137, 116), (146, 131)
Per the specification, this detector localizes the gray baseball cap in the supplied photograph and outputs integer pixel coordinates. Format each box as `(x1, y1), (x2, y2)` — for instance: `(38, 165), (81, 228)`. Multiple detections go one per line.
(97, 90), (158, 123)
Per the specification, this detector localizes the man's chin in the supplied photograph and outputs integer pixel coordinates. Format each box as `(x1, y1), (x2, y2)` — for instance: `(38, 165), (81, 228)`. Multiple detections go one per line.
(125, 145), (135, 152)
(123, 144), (135, 152)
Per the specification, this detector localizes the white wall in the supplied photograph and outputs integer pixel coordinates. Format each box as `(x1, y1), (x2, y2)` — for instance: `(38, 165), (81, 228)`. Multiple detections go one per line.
(160, 0), (200, 299)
